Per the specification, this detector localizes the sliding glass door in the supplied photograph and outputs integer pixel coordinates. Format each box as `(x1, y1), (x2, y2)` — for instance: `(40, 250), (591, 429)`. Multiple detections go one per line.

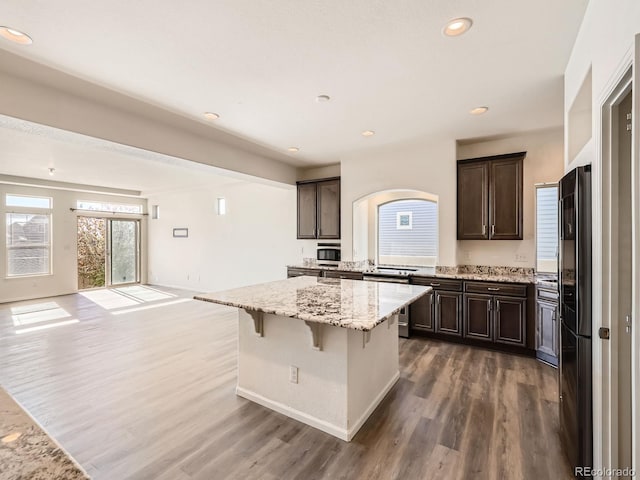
(77, 217), (140, 289)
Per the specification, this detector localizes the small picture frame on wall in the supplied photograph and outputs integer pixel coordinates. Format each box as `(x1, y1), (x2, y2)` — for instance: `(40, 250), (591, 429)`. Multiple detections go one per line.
(173, 228), (189, 238)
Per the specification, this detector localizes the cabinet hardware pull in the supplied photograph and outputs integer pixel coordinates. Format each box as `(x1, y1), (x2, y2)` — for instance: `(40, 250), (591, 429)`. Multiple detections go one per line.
(482, 224), (486, 235)
(491, 224), (495, 236)
(496, 300), (501, 312)
(487, 301), (491, 312)
(488, 287), (500, 291)
(430, 283), (440, 287)
(438, 295), (441, 305)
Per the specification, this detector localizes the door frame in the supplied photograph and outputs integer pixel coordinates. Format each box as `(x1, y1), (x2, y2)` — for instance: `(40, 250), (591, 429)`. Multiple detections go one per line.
(597, 37), (638, 474)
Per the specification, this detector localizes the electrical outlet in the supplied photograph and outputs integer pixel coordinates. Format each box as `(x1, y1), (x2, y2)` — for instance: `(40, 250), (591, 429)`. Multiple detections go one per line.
(289, 366), (298, 384)
(515, 254), (527, 262)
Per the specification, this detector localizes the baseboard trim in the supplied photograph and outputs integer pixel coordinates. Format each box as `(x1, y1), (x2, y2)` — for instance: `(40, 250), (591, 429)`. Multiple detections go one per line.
(236, 371), (400, 442)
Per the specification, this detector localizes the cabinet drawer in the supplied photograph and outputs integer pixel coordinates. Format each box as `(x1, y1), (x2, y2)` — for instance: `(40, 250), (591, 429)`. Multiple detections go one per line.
(537, 286), (559, 302)
(324, 270), (363, 280)
(287, 268), (322, 278)
(464, 281), (527, 297)
(411, 276), (463, 291)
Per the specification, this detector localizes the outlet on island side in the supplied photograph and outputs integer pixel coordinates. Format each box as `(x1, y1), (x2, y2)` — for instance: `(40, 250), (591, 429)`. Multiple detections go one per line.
(289, 365), (298, 384)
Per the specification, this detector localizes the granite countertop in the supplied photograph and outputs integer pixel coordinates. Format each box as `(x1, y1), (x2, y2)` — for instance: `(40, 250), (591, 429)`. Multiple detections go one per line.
(287, 264), (537, 284)
(0, 387), (89, 479)
(195, 276), (430, 331)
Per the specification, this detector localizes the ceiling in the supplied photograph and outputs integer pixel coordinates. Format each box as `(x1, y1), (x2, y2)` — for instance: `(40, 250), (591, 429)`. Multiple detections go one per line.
(1, 0), (588, 166)
(0, 115), (277, 195)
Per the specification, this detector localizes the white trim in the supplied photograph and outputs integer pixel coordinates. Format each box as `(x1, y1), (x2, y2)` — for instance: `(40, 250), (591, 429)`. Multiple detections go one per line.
(236, 371), (400, 442)
(596, 43), (634, 475)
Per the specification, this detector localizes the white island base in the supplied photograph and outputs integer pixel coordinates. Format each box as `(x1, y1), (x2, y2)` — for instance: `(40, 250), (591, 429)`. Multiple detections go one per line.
(236, 308), (399, 442)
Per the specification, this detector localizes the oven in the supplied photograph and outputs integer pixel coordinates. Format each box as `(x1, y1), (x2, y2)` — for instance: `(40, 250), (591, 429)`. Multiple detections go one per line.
(317, 243), (341, 266)
(363, 274), (411, 338)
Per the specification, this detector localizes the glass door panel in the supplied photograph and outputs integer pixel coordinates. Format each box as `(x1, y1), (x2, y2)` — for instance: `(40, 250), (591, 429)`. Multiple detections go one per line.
(77, 217), (107, 290)
(110, 219), (138, 285)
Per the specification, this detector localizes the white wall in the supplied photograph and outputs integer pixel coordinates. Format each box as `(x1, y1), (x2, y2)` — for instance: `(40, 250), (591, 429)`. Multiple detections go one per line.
(456, 128), (564, 268)
(0, 179), (147, 303)
(340, 138), (457, 266)
(147, 181), (301, 292)
(563, 0), (640, 474)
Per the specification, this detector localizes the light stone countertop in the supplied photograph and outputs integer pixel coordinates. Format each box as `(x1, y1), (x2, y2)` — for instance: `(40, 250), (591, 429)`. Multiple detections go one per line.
(195, 276), (430, 331)
(0, 388), (89, 479)
(287, 264), (537, 284)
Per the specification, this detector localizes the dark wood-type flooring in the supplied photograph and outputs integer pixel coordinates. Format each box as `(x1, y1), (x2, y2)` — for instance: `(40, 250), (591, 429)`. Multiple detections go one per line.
(0, 285), (572, 479)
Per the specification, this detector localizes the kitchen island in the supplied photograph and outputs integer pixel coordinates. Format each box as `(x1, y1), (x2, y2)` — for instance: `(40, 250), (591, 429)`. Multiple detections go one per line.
(195, 276), (429, 441)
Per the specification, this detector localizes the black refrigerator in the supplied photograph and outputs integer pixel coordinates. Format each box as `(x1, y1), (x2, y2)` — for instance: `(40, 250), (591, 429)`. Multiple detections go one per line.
(559, 165), (592, 475)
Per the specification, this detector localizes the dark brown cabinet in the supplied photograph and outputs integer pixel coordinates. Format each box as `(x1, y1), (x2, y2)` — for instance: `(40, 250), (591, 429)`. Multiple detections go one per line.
(410, 277), (462, 336)
(410, 290), (434, 332)
(435, 291), (463, 336)
(297, 177), (340, 239)
(287, 267), (322, 278)
(463, 282), (527, 348)
(536, 283), (559, 366)
(457, 152), (524, 240)
(464, 294), (493, 341)
(323, 270), (363, 280)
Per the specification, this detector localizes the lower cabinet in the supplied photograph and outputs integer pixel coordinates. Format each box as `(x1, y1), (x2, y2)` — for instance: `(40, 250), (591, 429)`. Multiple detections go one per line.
(493, 295), (527, 346)
(536, 284), (559, 367)
(435, 291), (463, 337)
(464, 294), (493, 341)
(410, 277), (463, 336)
(410, 290), (434, 331)
(323, 270), (364, 280)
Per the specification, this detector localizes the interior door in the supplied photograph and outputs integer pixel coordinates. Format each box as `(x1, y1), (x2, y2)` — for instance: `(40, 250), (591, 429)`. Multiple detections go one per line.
(109, 219), (139, 286)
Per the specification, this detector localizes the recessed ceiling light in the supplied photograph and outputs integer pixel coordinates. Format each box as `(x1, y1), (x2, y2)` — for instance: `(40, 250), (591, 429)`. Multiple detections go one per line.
(48, 167), (55, 176)
(470, 106), (489, 115)
(0, 26), (33, 45)
(361, 130), (375, 137)
(203, 112), (220, 120)
(316, 95), (331, 103)
(287, 147), (299, 153)
(443, 17), (473, 37)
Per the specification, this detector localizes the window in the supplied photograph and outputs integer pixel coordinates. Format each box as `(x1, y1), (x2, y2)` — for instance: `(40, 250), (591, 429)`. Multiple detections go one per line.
(378, 199), (438, 267)
(6, 194), (52, 209)
(76, 201), (142, 214)
(536, 184), (559, 273)
(6, 212), (51, 276)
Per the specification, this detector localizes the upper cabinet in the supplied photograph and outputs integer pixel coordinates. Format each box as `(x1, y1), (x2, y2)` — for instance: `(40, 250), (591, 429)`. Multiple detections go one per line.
(297, 177), (340, 239)
(457, 152), (525, 240)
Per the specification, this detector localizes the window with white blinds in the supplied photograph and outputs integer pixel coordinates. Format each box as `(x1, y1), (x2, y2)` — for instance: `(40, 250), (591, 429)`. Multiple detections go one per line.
(6, 213), (52, 277)
(378, 199), (438, 267)
(536, 185), (559, 273)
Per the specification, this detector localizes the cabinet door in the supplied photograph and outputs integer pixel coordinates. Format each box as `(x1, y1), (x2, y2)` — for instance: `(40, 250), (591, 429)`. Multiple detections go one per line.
(457, 161), (489, 239)
(537, 299), (559, 358)
(317, 179), (340, 239)
(297, 183), (317, 239)
(410, 291), (434, 332)
(464, 294), (493, 342)
(489, 156), (523, 240)
(435, 291), (462, 336)
(494, 296), (526, 346)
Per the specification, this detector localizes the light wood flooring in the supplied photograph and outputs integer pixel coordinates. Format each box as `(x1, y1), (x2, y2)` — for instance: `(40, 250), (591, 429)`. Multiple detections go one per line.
(0, 285), (572, 479)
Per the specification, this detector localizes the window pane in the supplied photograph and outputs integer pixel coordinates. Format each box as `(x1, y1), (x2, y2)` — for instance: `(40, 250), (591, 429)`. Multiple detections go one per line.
(111, 220), (137, 285)
(6, 194), (51, 209)
(77, 201), (142, 213)
(8, 247), (50, 276)
(378, 199), (437, 266)
(536, 186), (559, 272)
(6, 213), (51, 276)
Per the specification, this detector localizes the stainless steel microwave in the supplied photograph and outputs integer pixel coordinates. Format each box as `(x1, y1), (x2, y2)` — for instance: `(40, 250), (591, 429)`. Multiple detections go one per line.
(317, 244), (341, 263)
